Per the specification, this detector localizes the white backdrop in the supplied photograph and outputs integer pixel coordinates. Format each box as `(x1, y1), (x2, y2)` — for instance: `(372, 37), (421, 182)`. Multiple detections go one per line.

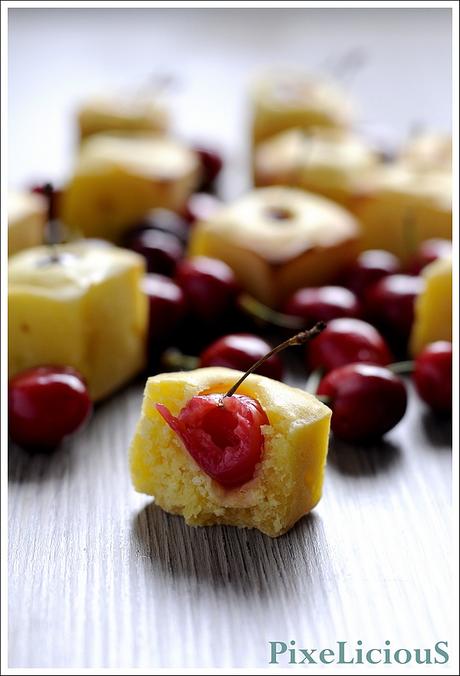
(8, 7), (452, 197)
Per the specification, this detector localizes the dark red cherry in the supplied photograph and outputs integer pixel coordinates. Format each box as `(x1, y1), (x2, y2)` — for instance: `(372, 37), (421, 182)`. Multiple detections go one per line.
(175, 256), (239, 322)
(183, 193), (221, 224)
(194, 145), (223, 192)
(414, 341), (452, 413)
(341, 249), (401, 298)
(365, 274), (425, 347)
(125, 228), (184, 276)
(318, 363), (407, 443)
(157, 393), (268, 487)
(142, 274), (187, 343)
(407, 239), (452, 275)
(200, 334), (284, 381)
(123, 208), (189, 245)
(283, 286), (361, 325)
(9, 366), (92, 449)
(306, 318), (392, 373)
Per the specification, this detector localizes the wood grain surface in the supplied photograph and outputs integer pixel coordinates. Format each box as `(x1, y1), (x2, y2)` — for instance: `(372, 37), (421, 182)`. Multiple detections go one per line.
(8, 372), (453, 669)
(7, 7), (453, 670)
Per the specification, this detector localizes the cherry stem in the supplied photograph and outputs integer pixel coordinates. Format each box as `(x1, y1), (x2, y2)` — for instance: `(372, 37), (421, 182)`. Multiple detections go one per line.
(223, 322), (326, 399)
(238, 293), (305, 330)
(389, 360), (414, 375)
(316, 394), (331, 405)
(42, 183), (61, 262)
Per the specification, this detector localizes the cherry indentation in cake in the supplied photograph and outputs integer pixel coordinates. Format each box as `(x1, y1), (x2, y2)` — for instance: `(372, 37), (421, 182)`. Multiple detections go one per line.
(156, 393), (269, 488)
(266, 206), (294, 221)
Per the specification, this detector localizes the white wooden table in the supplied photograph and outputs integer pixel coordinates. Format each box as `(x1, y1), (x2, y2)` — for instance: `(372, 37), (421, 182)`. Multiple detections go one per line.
(7, 7), (453, 670)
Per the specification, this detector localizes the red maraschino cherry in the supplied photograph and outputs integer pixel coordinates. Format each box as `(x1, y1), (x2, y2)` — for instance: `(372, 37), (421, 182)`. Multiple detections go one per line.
(156, 323), (325, 487)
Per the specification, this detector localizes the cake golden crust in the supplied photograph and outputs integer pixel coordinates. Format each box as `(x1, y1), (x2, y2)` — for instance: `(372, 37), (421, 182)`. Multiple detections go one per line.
(254, 128), (380, 208)
(130, 367), (331, 537)
(251, 70), (355, 146)
(60, 133), (200, 241)
(188, 187), (361, 307)
(8, 241), (148, 401)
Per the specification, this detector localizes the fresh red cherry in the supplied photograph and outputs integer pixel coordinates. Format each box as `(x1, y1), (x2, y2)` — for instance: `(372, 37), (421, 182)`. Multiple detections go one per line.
(283, 286), (362, 325)
(340, 249), (401, 298)
(142, 274), (187, 343)
(157, 393), (268, 487)
(183, 193), (221, 224)
(125, 228), (184, 276)
(9, 366), (92, 449)
(194, 145), (223, 192)
(318, 363), (407, 443)
(414, 341), (452, 413)
(175, 256), (240, 322)
(365, 274), (425, 348)
(123, 208), (189, 245)
(407, 239), (452, 275)
(200, 334), (284, 381)
(306, 318), (392, 373)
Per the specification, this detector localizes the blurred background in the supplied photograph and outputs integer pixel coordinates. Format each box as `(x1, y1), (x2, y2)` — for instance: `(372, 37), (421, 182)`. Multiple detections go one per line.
(8, 7), (452, 197)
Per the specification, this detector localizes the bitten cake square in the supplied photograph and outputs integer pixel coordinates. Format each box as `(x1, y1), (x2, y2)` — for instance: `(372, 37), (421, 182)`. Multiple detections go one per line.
(130, 367), (331, 537)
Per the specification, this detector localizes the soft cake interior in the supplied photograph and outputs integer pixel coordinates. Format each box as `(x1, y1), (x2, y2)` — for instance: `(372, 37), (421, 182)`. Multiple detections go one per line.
(130, 367), (331, 537)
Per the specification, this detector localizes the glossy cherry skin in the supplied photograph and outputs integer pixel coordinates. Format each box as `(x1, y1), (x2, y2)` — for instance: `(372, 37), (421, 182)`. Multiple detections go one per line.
(200, 334), (284, 381)
(123, 208), (189, 245)
(125, 228), (184, 276)
(283, 286), (362, 326)
(157, 393), (269, 487)
(414, 341), (452, 413)
(142, 274), (187, 343)
(407, 239), (452, 275)
(9, 366), (92, 449)
(194, 145), (223, 192)
(365, 274), (425, 347)
(175, 256), (240, 322)
(318, 363), (407, 443)
(306, 318), (392, 373)
(183, 193), (221, 224)
(341, 249), (401, 298)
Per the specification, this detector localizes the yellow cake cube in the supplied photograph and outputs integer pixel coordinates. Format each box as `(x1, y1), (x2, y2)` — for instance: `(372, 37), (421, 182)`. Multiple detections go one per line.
(251, 70), (355, 146)
(8, 191), (47, 256)
(188, 187), (361, 307)
(59, 133), (200, 242)
(410, 256), (452, 356)
(254, 128), (380, 208)
(8, 241), (148, 401)
(78, 93), (169, 141)
(130, 367), (331, 537)
(352, 165), (452, 262)
(399, 132), (451, 173)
